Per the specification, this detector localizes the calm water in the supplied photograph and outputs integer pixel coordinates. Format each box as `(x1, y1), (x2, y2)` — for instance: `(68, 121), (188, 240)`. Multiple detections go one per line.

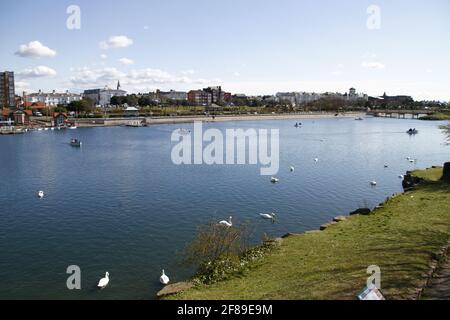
(0, 117), (448, 299)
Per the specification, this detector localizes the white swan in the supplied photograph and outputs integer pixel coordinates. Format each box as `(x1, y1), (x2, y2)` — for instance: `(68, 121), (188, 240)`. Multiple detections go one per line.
(160, 270), (170, 285)
(260, 213), (276, 221)
(218, 216), (233, 227)
(97, 272), (109, 288)
(370, 181), (377, 186)
(398, 175), (404, 179)
(271, 177), (279, 183)
(38, 191), (44, 198)
(314, 158), (319, 162)
(290, 166), (295, 172)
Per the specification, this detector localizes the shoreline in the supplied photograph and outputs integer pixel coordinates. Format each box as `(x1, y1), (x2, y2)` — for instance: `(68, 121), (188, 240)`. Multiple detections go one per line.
(75, 112), (366, 128)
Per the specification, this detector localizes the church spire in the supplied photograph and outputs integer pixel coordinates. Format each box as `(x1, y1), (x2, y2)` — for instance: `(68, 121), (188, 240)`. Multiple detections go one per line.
(117, 80), (121, 91)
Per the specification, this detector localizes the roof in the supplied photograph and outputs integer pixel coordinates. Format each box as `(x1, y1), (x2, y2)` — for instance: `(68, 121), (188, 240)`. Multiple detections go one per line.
(53, 112), (68, 118)
(24, 101), (46, 108)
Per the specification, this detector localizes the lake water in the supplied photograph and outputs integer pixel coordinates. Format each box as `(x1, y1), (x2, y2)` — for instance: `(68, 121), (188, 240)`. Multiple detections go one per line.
(0, 117), (448, 299)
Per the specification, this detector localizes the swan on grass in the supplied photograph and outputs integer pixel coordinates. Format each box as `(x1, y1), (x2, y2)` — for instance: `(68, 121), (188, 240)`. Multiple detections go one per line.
(97, 272), (109, 288)
(160, 269), (170, 285)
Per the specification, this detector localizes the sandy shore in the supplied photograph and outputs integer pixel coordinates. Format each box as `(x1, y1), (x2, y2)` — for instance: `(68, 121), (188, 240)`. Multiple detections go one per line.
(76, 112), (366, 127)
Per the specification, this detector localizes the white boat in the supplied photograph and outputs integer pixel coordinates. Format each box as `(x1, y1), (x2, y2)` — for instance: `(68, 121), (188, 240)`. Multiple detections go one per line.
(38, 191), (44, 198)
(271, 177), (279, 183)
(370, 181), (377, 186)
(69, 126), (78, 130)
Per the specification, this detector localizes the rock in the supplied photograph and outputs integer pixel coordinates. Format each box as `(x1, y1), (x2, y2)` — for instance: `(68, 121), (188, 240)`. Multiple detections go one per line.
(349, 208), (371, 216)
(305, 230), (321, 234)
(333, 216), (347, 222)
(442, 162), (450, 181)
(402, 174), (424, 190)
(282, 233), (301, 239)
(320, 221), (337, 230)
(157, 281), (194, 298)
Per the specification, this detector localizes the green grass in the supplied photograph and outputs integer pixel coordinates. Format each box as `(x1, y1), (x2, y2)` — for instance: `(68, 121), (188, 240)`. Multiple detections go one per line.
(420, 112), (450, 121)
(171, 167), (450, 300)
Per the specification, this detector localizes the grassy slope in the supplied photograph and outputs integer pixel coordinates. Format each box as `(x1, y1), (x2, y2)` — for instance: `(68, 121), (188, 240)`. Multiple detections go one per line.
(173, 167), (450, 300)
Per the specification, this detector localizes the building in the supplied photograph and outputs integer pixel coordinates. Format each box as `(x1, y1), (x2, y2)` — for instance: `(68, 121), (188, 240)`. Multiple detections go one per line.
(26, 90), (82, 106)
(83, 81), (127, 106)
(0, 71), (15, 108)
(202, 86), (231, 104)
(188, 90), (212, 106)
(369, 92), (414, 107)
(53, 112), (68, 127)
(13, 110), (31, 126)
(156, 90), (187, 101)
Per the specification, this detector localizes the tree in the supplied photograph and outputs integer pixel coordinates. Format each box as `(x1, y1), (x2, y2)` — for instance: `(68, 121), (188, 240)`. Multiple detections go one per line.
(67, 98), (94, 113)
(182, 220), (252, 283)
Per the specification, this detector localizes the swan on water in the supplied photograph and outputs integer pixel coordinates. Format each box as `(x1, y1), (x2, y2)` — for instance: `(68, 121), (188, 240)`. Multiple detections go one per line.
(290, 166), (295, 172)
(259, 213), (276, 221)
(399, 175), (404, 179)
(38, 191), (44, 198)
(97, 272), (109, 288)
(160, 270), (170, 285)
(271, 177), (279, 183)
(218, 216), (233, 227)
(314, 158), (319, 162)
(370, 181), (377, 186)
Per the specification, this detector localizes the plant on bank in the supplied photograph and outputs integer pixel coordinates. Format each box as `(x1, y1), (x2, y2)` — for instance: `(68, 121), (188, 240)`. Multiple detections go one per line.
(181, 220), (277, 285)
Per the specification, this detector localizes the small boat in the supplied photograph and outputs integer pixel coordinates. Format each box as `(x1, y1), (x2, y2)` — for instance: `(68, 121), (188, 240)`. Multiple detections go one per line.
(290, 166), (295, 172)
(38, 191), (44, 198)
(370, 181), (377, 186)
(69, 126), (78, 130)
(271, 177), (279, 183)
(355, 117), (364, 121)
(406, 128), (418, 135)
(398, 175), (404, 179)
(70, 139), (82, 147)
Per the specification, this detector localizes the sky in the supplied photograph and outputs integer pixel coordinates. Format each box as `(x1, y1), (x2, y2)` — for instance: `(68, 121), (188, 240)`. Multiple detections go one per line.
(1, 0), (449, 101)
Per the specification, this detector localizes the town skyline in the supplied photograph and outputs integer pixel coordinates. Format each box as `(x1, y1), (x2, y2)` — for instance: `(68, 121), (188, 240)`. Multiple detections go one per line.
(1, 0), (449, 101)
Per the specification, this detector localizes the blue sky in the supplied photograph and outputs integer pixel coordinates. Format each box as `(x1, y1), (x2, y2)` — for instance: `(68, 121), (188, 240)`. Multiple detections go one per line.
(1, 0), (449, 100)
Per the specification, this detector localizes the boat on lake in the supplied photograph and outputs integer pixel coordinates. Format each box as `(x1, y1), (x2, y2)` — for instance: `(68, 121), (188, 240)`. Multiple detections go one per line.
(70, 139), (82, 147)
(407, 128), (419, 135)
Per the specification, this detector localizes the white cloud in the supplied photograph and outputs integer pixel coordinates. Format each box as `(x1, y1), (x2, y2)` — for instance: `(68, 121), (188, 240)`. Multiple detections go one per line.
(17, 65), (57, 78)
(68, 66), (218, 92)
(119, 57), (134, 65)
(425, 68), (433, 73)
(100, 54), (108, 59)
(15, 41), (57, 58)
(15, 81), (30, 93)
(99, 35), (133, 49)
(361, 61), (385, 70)
(181, 69), (195, 75)
(233, 71), (241, 77)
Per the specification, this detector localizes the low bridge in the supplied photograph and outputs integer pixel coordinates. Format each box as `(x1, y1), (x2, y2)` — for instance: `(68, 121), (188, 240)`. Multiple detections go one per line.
(367, 109), (433, 119)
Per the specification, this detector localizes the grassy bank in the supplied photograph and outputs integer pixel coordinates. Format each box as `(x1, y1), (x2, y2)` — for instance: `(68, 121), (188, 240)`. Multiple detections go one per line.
(171, 167), (450, 300)
(420, 112), (450, 121)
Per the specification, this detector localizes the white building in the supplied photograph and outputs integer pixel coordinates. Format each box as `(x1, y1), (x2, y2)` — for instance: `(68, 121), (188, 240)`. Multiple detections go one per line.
(26, 90), (82, 106)
(83, 83), (127, 106)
